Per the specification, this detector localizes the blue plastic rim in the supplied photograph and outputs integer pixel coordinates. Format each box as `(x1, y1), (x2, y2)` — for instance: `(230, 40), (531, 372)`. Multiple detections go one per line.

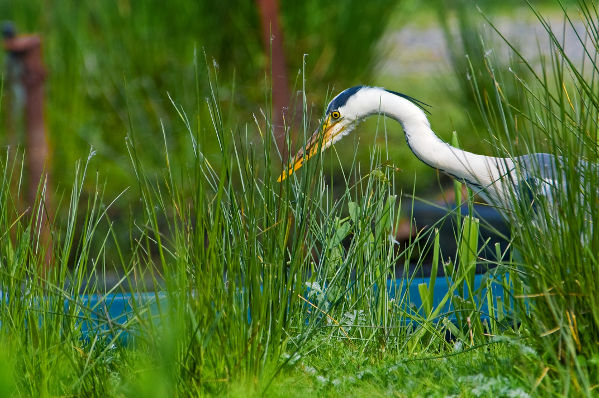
(64, 274), (507, 343)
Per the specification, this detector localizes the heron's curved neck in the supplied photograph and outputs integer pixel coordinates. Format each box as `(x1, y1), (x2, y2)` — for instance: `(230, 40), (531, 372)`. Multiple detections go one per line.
(372, 90), (500, 187)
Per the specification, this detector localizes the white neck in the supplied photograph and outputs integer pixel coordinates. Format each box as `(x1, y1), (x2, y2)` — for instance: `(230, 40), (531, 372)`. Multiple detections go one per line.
(357, 89), (510, 190)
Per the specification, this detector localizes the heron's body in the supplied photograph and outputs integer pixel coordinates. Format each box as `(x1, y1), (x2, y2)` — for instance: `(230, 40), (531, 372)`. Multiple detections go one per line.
(279, 86), (562, 215)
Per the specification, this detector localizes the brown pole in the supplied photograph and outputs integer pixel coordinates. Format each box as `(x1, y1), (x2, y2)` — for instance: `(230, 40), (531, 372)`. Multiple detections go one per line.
(4, 32), (53, 268)
(256, 0), (291, 160)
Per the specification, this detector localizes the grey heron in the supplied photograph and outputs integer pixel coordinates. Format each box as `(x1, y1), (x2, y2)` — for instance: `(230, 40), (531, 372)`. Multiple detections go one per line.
(279, 86), (562, 216)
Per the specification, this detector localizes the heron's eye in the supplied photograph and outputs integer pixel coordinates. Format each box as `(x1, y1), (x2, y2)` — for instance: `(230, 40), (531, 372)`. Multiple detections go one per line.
(331, 111), (341, 120)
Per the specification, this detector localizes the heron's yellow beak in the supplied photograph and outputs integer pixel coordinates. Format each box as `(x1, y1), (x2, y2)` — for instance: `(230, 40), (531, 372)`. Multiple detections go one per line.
(278, 115), (345, 182)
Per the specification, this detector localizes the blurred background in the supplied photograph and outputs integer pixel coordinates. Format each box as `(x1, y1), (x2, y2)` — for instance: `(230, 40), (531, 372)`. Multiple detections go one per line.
(0, 0), (577, 262)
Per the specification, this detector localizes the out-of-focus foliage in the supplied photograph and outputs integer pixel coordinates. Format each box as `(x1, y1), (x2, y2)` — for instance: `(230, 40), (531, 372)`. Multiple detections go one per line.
(435, 0), (531, 145)
(0, 1), (397, 196)
(282, 0), (396, 92)
(0, 0), (398, 254)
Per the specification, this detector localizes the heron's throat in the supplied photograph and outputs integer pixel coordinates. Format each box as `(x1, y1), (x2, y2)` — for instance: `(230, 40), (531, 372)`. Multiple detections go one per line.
(376, 90), (497, 186)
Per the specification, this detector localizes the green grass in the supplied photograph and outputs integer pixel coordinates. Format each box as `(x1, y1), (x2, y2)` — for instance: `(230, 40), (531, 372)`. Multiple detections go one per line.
(460, 1), (599, 394)
(0, 1), (598, 397)
(0, 64), (508, 395)
(264, 342), (537, 397)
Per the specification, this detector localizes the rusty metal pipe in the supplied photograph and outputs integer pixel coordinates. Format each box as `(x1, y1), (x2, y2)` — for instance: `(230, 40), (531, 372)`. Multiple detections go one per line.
(256, 0), (291, 160)
(3, 28), (53, 268)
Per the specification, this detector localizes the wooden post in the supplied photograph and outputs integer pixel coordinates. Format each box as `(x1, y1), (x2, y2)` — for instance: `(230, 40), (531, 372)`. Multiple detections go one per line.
(3, 28), (53, 268)
(256, 0), (291, 160)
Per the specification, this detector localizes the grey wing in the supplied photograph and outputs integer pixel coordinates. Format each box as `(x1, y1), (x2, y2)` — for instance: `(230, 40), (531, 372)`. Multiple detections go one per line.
(513, 153), (599, 205)
(513, 153), (560, 207)
(517, 153), (559, 180)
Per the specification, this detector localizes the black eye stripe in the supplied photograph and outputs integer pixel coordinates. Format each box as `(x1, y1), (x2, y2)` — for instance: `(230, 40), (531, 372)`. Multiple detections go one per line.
(326, 85), (363, 113)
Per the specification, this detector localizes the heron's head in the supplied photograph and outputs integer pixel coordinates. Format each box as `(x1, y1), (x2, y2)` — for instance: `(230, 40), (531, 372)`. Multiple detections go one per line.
(278, 85), (378, 182)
